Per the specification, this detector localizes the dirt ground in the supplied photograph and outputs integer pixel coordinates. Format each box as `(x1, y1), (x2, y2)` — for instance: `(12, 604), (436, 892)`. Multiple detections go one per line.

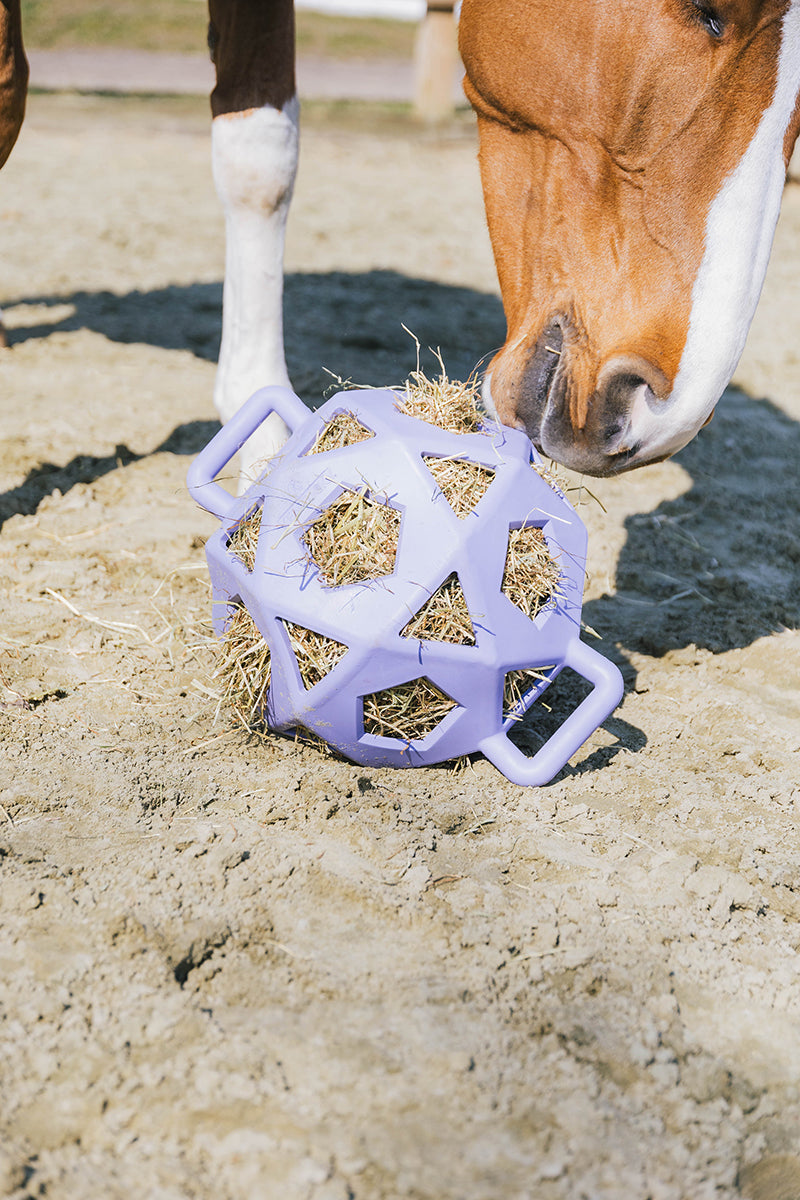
(2, 92), (800, 1200)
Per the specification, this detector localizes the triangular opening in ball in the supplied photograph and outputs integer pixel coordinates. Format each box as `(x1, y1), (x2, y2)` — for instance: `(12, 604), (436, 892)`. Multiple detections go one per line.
(423, 455), (496, 519)
(362, 676), (458, 743)
(502, 523), (562, 620)
(306, 411), (375, 456)
(281, 620), (349, 690)
(217, 599), (272, 728)
(303, 488), (402, 587)
(226, 502), (263, 573)
(503, 665), (556, 721)
(401, 572), (476, 646)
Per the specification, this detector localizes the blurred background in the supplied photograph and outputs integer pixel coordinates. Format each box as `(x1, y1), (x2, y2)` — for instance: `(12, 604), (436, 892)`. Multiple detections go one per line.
(20, 0), (464, 122)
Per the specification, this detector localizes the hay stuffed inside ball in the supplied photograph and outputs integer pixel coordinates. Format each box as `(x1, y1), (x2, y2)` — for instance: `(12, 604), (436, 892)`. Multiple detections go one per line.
(187, 373), (623, 786)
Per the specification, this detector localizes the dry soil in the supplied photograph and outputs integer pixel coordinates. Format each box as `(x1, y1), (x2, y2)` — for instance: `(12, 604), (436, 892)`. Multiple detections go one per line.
(1, 93), (800, 1200)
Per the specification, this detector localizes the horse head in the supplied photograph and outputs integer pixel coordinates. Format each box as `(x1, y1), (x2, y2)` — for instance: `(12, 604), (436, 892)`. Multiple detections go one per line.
(460, 0), (800, 475)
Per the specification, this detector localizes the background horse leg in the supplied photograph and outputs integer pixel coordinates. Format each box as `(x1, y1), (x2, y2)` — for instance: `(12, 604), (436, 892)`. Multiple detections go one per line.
(0, 0), (26, 171)
(208, 0), (298, 490)
(0, 0), (28, 348)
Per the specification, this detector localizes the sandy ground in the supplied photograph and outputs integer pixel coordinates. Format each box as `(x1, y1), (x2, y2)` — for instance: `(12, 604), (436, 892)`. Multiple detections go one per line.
(1, 92), (800, 1200)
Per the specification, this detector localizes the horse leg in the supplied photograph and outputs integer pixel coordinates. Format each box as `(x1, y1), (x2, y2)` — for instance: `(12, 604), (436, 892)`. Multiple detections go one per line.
(0, 0), (28, 349)
(0, 0), (26, 170)
(208, 0), (299, 490)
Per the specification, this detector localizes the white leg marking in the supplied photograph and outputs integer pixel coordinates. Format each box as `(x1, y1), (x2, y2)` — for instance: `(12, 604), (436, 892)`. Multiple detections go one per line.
(630, 6), (800, 458)
(212, 97), (300, 490)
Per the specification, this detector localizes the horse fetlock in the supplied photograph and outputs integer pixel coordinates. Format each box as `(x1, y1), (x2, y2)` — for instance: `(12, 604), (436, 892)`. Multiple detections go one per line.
(211, 99), (299, 214)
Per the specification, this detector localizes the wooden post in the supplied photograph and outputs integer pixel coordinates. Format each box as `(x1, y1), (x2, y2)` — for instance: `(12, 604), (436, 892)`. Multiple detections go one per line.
(413, 1), (458, 122)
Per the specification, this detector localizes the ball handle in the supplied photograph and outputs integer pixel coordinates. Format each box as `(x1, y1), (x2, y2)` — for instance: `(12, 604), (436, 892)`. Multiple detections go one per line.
(478, 638), (624, 787)
(187, 385), (309, 519)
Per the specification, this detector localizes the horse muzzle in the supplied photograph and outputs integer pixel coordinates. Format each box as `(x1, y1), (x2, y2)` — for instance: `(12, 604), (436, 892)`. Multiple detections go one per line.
(486, 327), (676, 476)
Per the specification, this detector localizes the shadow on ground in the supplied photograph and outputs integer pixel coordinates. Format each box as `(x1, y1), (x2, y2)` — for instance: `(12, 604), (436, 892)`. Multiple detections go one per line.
(584, 387), (800, 657)
(4, 269), (507, 395)
(1, 267), (506, 527)
(0, 422), (219, 531)
(523, 386), (800, 775)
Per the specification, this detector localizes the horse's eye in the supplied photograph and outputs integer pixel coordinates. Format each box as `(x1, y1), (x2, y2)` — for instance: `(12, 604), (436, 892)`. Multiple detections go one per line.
(692, 2), (725, 38)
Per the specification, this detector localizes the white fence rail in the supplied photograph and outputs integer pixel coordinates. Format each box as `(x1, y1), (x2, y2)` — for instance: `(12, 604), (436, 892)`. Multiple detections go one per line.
(295, 0), (426, 18)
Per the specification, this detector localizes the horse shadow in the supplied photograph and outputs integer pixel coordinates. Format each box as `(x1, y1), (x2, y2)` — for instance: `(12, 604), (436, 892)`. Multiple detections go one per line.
(585, 386), (800, 658)
(0, 269), (505, 528)
(515, 383), (800, 775)
(3, 268), (506, 395)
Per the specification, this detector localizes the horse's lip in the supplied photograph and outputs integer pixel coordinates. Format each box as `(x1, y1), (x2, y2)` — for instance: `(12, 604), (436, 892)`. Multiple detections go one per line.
(607, 445), (643, 472)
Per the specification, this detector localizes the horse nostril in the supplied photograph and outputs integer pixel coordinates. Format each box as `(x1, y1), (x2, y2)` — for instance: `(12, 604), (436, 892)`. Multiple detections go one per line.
(522, 320), (565, 410)
(597, 356), (671, 410)
(600, 370), (652, 416)
(592, 355), (671, 451)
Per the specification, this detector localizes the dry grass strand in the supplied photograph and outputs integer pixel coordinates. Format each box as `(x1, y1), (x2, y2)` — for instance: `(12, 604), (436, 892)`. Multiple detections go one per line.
(424, 456), (495, 519)
(363, 676), (457, 742)
(226, 504), (262, 573)
(401, 573), (475, 645)
(502, 525), (561, 619)
(503, 666), (555, 720)
(216, 602), (271, 729)
(303, 489), (401, 587)
(293, 726), (339, 758)
(282, 620), (349, 689)
(531, 458), (569, 496)
(307, 411), (374, 455)
(397, 360), (485, 435)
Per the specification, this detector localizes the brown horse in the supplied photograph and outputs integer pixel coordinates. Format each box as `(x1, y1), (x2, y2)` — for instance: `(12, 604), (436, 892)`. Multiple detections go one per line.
(459, 0), (800, 474)
(3, 1), (800, 479)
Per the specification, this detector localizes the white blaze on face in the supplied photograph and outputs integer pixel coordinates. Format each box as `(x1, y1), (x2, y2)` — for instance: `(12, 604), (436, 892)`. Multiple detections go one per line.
(211, 98), (300, 489)
(629, 5), (800, 459)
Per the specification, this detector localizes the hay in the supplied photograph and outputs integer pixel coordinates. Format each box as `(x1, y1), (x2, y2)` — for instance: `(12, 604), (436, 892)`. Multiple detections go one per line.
(397, 362), (485, 435)
(216, 602), (271, 728)
(502, 525), (561, 619)
(293, 726), (339, 758)
(226, 504), (262, 573)
(424, 455), (495, 519)
(531, 457), (568, 495)
(307, 411), (374, 455)
(282, 620), (349, 689)
(401, 573), (475, 645)
(503, 665), (554, 720)
(303, 489), (401, 587)
(363, 676), (457, 742)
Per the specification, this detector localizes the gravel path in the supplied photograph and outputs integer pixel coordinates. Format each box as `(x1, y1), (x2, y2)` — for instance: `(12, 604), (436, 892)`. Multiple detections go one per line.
(26, 46), (464, 104)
